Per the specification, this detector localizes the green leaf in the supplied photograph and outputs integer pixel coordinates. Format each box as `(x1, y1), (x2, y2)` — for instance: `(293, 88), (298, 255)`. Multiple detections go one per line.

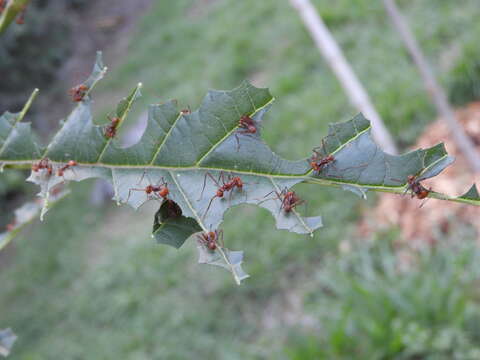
(456, 184), (480, 205)
(307, 114), (454, 188)
(0, 53), (476, 282)
(152, 200), (201, 249)
(197, 243), (250, 284)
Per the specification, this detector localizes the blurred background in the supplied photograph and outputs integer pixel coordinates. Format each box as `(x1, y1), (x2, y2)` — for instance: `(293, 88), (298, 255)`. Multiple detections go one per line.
(1, 0), (480, 358)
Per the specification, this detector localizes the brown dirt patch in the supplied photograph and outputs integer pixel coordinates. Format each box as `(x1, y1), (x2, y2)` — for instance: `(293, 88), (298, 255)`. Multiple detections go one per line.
(358, 102), (480, 246)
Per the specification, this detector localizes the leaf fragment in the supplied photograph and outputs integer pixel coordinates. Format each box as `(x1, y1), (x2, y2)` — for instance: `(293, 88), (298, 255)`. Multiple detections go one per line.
(0, 328), (17, 357)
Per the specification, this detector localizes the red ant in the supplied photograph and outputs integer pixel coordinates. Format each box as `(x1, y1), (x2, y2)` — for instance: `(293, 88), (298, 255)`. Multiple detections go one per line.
(405, 175), (431, 200)
(57, 160), (77, 177)
(127, 176), (170, 203)
(310, 151), (335, 173)
(68, 84), (89, 102)
(238, 115), (257, 134)
(32, 158), (53, 175)
(235, 114), (258, 150)
(196, 229), (224, 251)
(199, 172), (244, 218)
(15, 5), (27, 24)
(104, 116), (120, 138)
(261, 188), (305, 213)
(180, 106), (191, 115)
(0, 0), (5, 14)
(309, 138), (336, 174)
(391, 174), (431, 207)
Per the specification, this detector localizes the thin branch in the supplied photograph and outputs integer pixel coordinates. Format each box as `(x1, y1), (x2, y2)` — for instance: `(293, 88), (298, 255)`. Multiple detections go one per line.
(382, 0), (480, 173)
(290, 0), (398, 155)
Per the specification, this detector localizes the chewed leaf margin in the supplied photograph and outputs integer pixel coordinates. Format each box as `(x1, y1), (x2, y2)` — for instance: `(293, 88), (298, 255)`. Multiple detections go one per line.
(0, 53), (478, 283)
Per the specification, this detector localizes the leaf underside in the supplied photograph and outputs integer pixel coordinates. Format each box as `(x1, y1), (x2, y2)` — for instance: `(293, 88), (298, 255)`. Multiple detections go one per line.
(0, 328), (17, 357)
(0, 53), (477, 283)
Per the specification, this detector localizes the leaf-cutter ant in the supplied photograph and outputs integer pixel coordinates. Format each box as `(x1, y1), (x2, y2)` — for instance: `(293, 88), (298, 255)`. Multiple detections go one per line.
(180, 106), (191, 115)
(238, 115), (257, 134)
(127, 176), (170, 204)
(57, 160), (77, 177)
(104, 116), (120, 138)
(405, 175), (431, 200)
(235, 114), (258, 150)
(32, 158), (53, 176)
(199, 172), (244, 218)
(310, 152), (335, 173)
(261, 188), (305, 213)
(197, 229), (224, 251)
(69, 84), (89, 102)
(309, 138), (336, 174)
(391, 174), (432, 206)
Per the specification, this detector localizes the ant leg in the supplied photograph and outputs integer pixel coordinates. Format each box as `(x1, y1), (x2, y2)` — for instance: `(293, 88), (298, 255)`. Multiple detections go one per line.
(218, 171), (227, 187)
(255, 190), (280, 204)
(157, 176), (168, 187)
(419, 198), (429, 208)
(198, 172), (220, 201)
(62, 167), (77, 181)
(138, 169), (148, 185)
(331, 162), (367, 176)
(292, 199), (306, 209)
(202, 195), (218, 220)
(196, 234), (206, 247)
(419, 191), (431, 208)
(312, 138), (328, 157)
(126, 188), (145, 203)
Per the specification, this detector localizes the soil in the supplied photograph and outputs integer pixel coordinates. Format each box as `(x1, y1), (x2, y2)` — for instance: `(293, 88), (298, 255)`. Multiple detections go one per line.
(358, 102), (480, 247)
(35, 0), (152, 135)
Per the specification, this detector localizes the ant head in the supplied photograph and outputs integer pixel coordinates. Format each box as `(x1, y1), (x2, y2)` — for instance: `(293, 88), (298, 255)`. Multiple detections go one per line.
(216, 189), (224, 197)
(68, 160), (77, 167)
(158, 187), (169, 198)
(145, 185), (154, 194)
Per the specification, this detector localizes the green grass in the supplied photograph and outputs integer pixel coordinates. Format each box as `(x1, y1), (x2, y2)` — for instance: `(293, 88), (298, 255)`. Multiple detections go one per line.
(1, 0), (480, 358)
(283, 236), (480, 360)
